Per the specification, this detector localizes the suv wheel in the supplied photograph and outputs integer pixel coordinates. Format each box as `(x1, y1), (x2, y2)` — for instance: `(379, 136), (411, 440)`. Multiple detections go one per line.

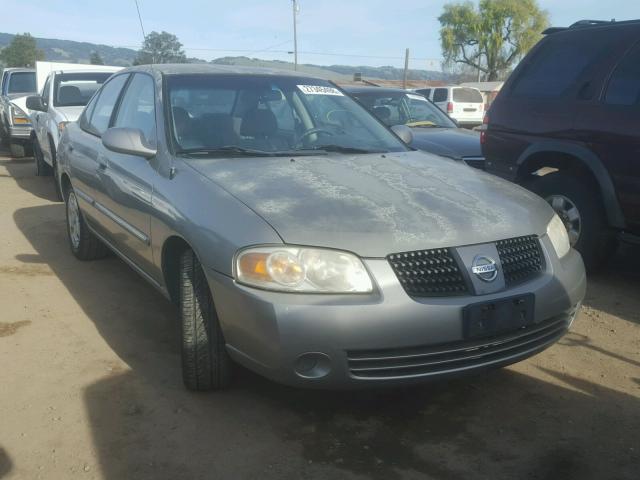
(65, 188), (109, 260)
(9, 142), (26, 158)
(526, 171), (617, 270)
(33, 140), (52, 176)
(180, 249), (233, 391)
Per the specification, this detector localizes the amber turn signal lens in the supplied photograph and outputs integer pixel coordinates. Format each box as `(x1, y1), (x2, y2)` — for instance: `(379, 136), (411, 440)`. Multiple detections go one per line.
(237, 252), (270, 282)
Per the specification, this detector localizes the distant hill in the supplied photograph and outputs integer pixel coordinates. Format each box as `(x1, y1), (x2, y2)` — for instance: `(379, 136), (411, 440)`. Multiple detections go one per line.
(0, 32), (450, 82)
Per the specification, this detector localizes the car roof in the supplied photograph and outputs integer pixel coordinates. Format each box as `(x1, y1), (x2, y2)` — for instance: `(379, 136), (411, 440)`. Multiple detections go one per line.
(119, 63), (321, 79)
(544, 18), (640, 35)
(343, 86), (416, 95)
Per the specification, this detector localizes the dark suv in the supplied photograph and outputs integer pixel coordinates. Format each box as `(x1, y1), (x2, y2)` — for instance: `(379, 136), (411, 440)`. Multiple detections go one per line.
(483, 19), (640, 270)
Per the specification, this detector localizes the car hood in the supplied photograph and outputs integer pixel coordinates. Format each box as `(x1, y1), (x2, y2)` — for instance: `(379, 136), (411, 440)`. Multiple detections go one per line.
(56, 106), (85, 122)
(188, 151), (553, 257)
(409, 127), (481, 159)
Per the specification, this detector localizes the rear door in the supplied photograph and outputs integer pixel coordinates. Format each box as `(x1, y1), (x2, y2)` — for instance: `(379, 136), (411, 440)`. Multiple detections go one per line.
(451, 87), (484, 123)
(575, 40), (640, 232)
(99, 73), (157, 272)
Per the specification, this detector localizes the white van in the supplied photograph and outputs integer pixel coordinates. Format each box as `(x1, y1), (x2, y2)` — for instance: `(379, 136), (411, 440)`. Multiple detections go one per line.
(414, 86), (485, 127)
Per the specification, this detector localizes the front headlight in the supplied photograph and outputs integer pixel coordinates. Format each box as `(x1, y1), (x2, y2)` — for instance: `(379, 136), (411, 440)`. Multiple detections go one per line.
(11, 104), (30, 125)
(547, 214), (570, 259)
(235, 245), (373, 293)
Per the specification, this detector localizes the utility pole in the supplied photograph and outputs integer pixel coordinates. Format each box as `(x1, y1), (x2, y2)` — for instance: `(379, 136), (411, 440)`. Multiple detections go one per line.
(292, 0), (298, 71)
(402, 48), (409, 89)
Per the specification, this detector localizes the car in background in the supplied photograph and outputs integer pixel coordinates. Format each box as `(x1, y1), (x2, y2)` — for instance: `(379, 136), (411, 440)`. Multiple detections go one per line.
(417, 85), (485, 127)
(0, 68), (37, 157)
(346, 86), (484, 168)
(27, 67), (120, 199)
(57, 64), (585, 391)
(483, 19), (640, 270)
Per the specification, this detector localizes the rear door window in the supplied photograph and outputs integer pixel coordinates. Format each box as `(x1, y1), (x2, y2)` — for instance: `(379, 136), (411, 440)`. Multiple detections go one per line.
(433, 88), (448, 102)
(453, 88), (483, 103)
(605, 43), (640, 106)
(87, 74), (129, 135)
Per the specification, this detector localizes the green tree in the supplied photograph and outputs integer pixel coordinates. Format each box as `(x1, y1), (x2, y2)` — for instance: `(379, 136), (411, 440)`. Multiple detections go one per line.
(0, 33), (45, 68)
(89, 51), (104, 65)
(134, 31), (187, 65)
(439, 0), (549, 81)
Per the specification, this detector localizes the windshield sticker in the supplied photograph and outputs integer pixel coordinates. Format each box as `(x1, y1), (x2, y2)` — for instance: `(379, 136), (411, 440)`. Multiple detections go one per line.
(407, 93), (427, 101)
(297, 85), (344, 96)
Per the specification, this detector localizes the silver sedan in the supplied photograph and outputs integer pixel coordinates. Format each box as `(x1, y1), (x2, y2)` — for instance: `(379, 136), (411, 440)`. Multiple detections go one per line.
(57, 64), (586, 390)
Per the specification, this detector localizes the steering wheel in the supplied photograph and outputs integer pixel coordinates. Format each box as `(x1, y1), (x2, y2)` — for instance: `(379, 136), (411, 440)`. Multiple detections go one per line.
(296, 127), (335, 146)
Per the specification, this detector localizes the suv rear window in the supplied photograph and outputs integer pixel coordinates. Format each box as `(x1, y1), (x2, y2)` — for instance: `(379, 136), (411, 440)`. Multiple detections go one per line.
(510, 33), (615, 98)
(453, 88), (483, 103)
(433, 88), (448, 102)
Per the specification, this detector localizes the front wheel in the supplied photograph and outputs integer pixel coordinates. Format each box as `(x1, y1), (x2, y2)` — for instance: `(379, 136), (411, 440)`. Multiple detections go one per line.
(34, 140), (52, 176)
(49, 139), (63, 201)
(180, 249), (233, 391)
(525, 171), (617, 270)
(65, 188), (109, 261)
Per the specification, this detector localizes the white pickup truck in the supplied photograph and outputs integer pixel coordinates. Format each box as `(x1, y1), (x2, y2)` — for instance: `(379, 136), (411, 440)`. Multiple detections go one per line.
(26, 62), (120, 198)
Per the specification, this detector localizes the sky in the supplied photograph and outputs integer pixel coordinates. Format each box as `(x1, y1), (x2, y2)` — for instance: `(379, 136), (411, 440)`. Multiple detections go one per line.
(3, 0), (639, 69)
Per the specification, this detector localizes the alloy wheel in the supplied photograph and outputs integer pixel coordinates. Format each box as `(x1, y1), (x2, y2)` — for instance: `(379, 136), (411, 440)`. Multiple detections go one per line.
(546, 194), (581, 246)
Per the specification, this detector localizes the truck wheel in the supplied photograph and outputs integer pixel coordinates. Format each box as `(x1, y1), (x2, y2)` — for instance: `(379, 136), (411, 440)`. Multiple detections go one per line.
(49, 139), (63, 201)
(9, 142), (26, 158)
(34, 140), (52, 176)
(526, 171), (617, 270)
(180, 249), (233, 391)
(65, 188), (109, 261)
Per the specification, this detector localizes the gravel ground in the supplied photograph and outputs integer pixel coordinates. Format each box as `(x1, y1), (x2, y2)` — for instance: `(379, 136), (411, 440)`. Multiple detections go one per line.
(0, 151), (638, 480)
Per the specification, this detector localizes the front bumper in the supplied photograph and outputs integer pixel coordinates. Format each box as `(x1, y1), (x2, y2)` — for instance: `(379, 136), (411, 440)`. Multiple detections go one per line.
(9, 125), (32, 140)
(207, 236), (586, 388)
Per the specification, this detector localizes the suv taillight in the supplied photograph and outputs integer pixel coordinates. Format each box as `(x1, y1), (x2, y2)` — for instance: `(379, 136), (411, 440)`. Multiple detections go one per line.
(480, 114), (489, 145)
(446, 102), (453, 113)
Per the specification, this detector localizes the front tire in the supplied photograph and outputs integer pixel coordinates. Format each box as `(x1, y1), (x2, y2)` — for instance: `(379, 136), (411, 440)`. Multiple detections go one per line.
(65, 188), (109, 261)
(526, 171), (617, 270)
(180, 249), (233, 391)
(49, 139), (63, 201)
(9, 142), (26, 158)
(33, 140), (52, 176)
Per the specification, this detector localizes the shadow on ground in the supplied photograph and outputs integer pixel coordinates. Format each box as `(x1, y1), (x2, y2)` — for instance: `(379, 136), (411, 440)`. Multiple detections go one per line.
(12, 201), (640, 480)
(0, 448), (12, 479)
(0, 155), (60, 203)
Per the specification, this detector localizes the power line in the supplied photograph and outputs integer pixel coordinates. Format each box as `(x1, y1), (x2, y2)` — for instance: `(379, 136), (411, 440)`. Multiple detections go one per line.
(133, 0), (147, 43)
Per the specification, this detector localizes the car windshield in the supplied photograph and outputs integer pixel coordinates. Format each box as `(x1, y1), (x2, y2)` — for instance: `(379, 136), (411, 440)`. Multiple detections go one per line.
(54, 72), (114, 107)
(166, 74), (408, 156)
(352, 91), (456, 128)
(7, 72), (36, 94)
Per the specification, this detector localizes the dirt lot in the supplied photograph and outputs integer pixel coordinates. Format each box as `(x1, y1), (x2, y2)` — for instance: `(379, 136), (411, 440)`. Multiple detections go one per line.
(0, 150), (638, 480)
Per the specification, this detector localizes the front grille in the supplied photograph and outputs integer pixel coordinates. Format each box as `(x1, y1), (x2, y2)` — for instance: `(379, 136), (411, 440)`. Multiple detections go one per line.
(387, 248), (469, 297)
(347, 315), (568, 379)
(496, 235), (544, 286)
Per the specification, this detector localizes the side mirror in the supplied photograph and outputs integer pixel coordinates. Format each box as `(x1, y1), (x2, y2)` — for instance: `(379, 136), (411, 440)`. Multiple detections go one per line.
(102, 127), (156, 159)
(391, 124), (413, 144)
(26, 95), (47, 112)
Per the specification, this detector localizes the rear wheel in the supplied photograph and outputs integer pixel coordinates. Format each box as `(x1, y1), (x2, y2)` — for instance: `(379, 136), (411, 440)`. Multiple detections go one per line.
(65, 188), (109, 261)
(180, 249), (233, 391)
(525, 171), (617, 270)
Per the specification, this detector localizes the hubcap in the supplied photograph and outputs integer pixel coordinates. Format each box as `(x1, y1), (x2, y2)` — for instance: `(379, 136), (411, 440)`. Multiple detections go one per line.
(67, 191), (81, 249)
(546, 194), (581, 246)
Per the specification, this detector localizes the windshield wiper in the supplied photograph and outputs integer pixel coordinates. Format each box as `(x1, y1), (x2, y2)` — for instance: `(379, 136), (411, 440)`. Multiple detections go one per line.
(303, 145), (387, 154)
(176, 146), (277, 157)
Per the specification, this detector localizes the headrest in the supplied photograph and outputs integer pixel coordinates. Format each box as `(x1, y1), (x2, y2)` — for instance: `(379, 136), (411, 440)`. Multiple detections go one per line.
(58, 85), (83, 105)
(372, 105), (391, 121)
(240, 108), (277, 137)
